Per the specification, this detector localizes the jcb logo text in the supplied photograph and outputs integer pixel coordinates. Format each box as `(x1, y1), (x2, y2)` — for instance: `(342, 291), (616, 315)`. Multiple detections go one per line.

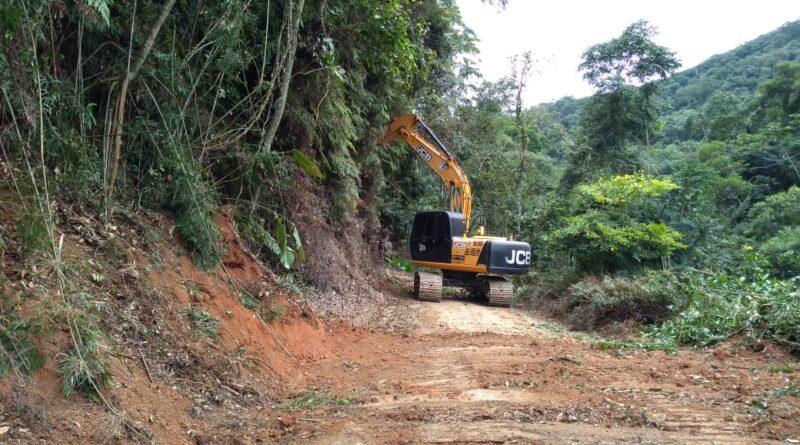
(504, 250), (530, 266)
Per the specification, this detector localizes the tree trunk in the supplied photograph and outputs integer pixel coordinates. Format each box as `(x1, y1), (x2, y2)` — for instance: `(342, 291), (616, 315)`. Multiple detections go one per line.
(261, 0), (306, 154)
(510, 52), (532, 236)
(106, 0), (177, 199)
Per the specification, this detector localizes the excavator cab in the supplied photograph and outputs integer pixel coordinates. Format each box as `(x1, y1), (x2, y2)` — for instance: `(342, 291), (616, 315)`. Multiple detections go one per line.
(409, 211), (465, 263)
(381, 115), (532, 307)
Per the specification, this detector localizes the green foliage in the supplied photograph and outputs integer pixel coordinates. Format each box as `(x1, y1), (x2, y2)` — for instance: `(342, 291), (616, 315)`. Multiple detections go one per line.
(733, 114), (800, 191)
(564, 271), (687, 330)
(16, 211), (48, 254)
(758, 226), (800, 278)
(165, 155), (222, 269)
(386, 256), (414, 272)
(645, 252), (800, 347)
(0, 316), (44, 377)
(580, 20), (680, 93)
(742, 186), (800, 240)
(262, 305), (284, 322)
(549, 174), (686, 272)
(278, 389), (354, 413)
(657, 21), (800, 113)
(237, 291), (259, 310)
(756, 61), (800, 124)
(234, 211), (282, 261)
(698, 91), (749, 141)
(274, 218), (305, 269)
(562, 87), (646, 185)
(0, 0), (474, 282)
(181, 307), (220, 338)
(86, 0), (113, 26)
(771, 382), (800, 398)
(292, 150), (324, 183)
(2, 0), (799, 359)
(58, 337), (113, 398)
(554, 214), (685, 265)
(594, 337), (677, 353)
(765, 362), (799, 374)
(579, 173), (679, 205)
(56, 292), (113, 398)
(274, 272), (316, 298)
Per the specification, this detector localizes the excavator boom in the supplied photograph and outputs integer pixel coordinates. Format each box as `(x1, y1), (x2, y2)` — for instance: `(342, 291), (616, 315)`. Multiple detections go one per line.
(380, 115), (473, 233)
(380, 114), (531, 308)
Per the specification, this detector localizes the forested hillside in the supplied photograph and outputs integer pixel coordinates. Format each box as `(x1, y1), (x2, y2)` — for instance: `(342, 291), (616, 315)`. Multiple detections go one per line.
(546, 20), (800, 142)
(659, 20), (800, 110)
(1, 1), (799, 442)
(391, 19), (800, 349)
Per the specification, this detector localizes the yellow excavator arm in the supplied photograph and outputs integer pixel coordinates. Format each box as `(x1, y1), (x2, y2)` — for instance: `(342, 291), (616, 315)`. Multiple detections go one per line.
(379, 114), (473, 233)
(379, 114), (531, 307)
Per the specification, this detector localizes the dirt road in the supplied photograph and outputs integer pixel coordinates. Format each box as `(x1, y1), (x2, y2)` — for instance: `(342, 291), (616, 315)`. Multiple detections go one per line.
(279, 290), (799, 444)
(4, 207), (795, 445)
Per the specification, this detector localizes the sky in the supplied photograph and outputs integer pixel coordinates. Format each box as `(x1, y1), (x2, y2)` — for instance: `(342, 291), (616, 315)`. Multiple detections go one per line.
(456, 0), (800, 106)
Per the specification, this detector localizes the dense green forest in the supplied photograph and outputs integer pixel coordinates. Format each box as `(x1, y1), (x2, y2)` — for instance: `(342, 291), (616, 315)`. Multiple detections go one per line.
(1, 0), (798, 394)
(385, 18), (800, 350)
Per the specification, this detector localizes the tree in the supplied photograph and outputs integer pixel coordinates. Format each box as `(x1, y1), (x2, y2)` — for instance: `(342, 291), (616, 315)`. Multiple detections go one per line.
(735, 63), (800, 189)
(563, 21), (680, 186)
(700, 91), (748, 141)
(579, 20), (680, 146)
(756, 61), (800, 125)
(105, 0), (177, 201)
(579, 20), (680, 94)
(548, 173), (686, 273)
(509, 51), (534, 235)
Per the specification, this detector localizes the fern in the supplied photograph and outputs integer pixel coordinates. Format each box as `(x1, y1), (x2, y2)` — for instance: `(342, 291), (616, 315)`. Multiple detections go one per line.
(86, 0), (112, 26)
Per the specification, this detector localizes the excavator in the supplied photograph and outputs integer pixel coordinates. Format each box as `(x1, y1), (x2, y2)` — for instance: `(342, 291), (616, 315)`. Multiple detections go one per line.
(380, 115), (531, 307)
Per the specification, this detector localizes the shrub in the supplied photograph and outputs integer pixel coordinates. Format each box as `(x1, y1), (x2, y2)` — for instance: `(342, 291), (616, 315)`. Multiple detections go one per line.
(57, 324), (113, 397)
(645, 251), (800, 347)
(53, 291), (114, 398)
(141, 141), (222, 269)
(16, 211), (49, 254)
(167, 159), (222, 269)
(386, 256), (414, 272)
(0, 316), (44, 377)
(742, 186), (800, 240)
(759, 226), (800, 278)
(234, 211), (304, 270)
(564, 271), (687, 330)
(237, 291), (259, 310)
(262, 305), (284, 322)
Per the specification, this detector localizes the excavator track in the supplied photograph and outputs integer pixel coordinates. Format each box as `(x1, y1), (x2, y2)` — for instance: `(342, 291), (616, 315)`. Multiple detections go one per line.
(485, 279), (513, 307)
(414, 271), (442, 302)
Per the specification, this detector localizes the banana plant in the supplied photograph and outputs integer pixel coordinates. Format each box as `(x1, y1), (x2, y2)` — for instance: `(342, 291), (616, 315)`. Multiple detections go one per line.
(272, 218), (306, 269)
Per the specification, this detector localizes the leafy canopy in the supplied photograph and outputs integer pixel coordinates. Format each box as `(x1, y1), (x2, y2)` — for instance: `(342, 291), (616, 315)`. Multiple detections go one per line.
(579, 20), (681, 93)
(579, 173), (680, 206)
(549, 173), (686, 272)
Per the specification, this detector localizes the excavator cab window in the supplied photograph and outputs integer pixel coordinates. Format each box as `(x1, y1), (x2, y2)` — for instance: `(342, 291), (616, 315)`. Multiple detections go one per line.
(422, 215), (439, 240)
(409, 211), (453, 263)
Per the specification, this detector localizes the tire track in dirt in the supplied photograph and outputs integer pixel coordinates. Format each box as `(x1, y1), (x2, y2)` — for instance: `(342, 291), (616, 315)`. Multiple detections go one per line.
(279, 275), (797, 444)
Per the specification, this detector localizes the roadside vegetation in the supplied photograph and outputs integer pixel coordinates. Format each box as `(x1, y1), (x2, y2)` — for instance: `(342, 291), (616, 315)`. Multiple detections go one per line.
(0, 0), (474, 434)
(0, 0), (798, 437)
